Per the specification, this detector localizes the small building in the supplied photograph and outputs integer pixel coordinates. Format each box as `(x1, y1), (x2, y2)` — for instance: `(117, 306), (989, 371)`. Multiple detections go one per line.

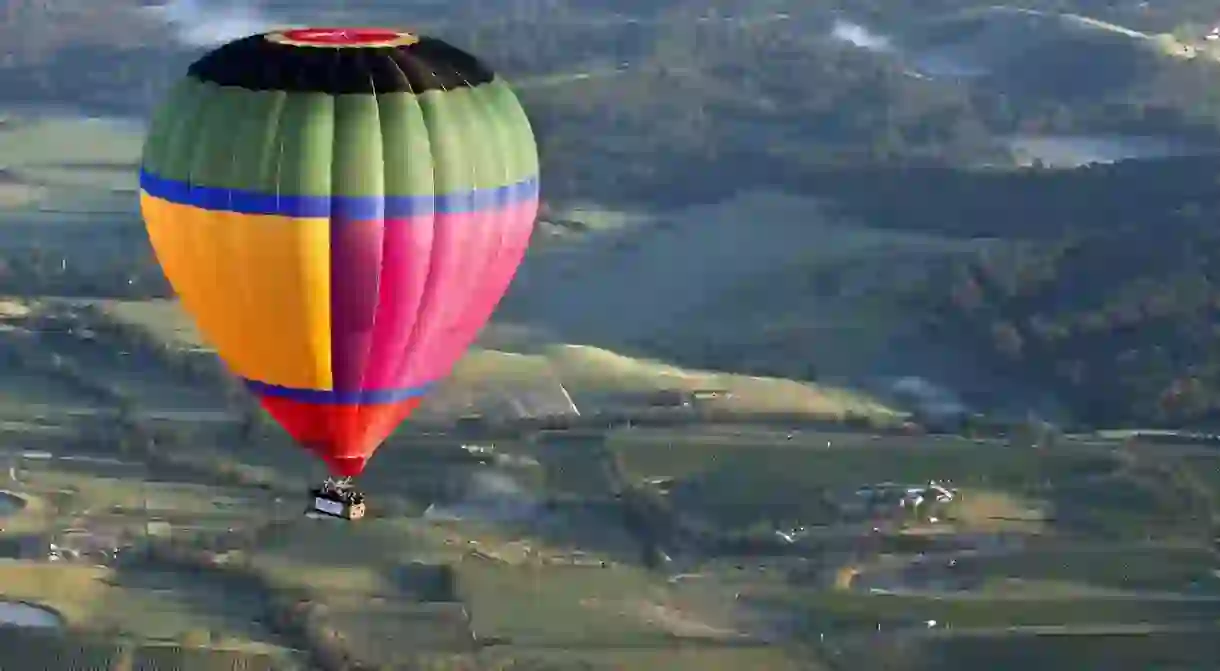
(460, 443), (497, 461)
(643, 476), (677, 494)
(49, 527), (130, 564)
(838, 481), (956, 518)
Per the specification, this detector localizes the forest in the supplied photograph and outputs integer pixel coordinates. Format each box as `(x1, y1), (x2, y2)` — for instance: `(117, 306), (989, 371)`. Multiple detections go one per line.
(3, 1), (1220, 428)
(858, 157), (1220, 428)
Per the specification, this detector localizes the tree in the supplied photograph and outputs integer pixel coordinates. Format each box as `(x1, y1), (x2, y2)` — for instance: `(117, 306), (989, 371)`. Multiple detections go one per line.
(238, 407), (270, 445)
(990, 321), (1024, 359)
(114, 398), (138, 434)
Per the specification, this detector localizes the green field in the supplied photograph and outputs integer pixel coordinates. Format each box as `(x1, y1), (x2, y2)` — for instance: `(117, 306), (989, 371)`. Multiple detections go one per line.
(0, 371), (98, 413)
(948, 545), (1220, 593)
(604, 429), (1214, 537)
(458, 563), (669, 645)
(533, 434), (616, 497)
(0, 301), (208, 422)
(0, 446), (290, 655)
(242, 517), (792, 665)
(36, 329), (221, 413)
(0, 627), (294, 671)
(0, 390), (1207, 667)
(610, 433), (1115, 495)
(481, 646), (814, 671)
(20, 467), (254, 517)
(845, 630), (1220, 671)
(0, 115), (140, 223)
(0, 561), (287, 653)
(774, 589), (1220, 630)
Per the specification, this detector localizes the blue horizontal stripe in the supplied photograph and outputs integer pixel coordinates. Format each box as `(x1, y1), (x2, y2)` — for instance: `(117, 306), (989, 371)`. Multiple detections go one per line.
(139, 169), (539, 219)
(244, 379), (436, 404)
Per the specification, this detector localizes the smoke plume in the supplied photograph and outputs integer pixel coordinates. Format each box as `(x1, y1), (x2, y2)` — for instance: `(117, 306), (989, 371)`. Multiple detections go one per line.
(145, 0), (288, 47)
(830, 19), (894, 52)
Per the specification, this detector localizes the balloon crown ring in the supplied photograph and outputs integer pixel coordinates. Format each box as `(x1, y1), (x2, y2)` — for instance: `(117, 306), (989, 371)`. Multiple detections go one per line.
(266, 28), (419, 48)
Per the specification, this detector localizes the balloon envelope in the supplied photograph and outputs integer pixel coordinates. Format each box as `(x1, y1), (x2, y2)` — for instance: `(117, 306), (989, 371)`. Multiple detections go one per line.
(138, 28), (539, 476)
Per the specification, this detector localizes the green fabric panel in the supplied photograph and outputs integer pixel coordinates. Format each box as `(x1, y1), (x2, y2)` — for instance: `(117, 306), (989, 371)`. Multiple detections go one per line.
(331, 94), (385, 198)
(471, 78), (539, 182)
(186, 84), (257, 191)
(377, 91), (435, 198)
(158, 84), (334, 197)
(223, 87), (288, 194)
(500, 79), (541, 178)
(375, 79), (538, 197)
(148, 78), (211, 182)
(142, 75), (537, 198)
(140, 78), (192, 176)
(411, 81), (535, 193)
(417, 87), (480, 196)
(273, 91), (335, 198)
(458, 81), (516, 193)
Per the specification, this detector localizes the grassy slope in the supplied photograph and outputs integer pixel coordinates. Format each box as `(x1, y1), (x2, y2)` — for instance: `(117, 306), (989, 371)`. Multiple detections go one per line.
(95, 297), (902, 420)
(0, 116), (140, 220)
(906, 5), (1208, 61)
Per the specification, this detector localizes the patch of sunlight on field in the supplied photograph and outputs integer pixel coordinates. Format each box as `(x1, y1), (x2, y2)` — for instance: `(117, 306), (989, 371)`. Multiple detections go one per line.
(458, 562), (667, 643)
(0, 116), (140, 223)
(95, 300), (903, 420)
(548, 202), (653, 231)
(94, 299), (203, 348)
(0, 562), (282, 647)
(0, 563), (107, 624)
(30, 186), (134, 214)
(249, 520), (439, 596)
(255, 557), (391, 596)
(0, 182), (42, 209)
(948, 488), (1048, 531)
(0, 492), (51, 535)
(0, 117), (141, 175)
(547, 344), (899, 418)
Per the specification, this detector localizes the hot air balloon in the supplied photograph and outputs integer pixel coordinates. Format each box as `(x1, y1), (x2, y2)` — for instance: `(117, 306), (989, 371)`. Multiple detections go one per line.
(139, 27), (539, 519)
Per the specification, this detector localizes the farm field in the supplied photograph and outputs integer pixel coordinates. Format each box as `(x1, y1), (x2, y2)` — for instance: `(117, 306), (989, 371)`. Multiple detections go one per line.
(0, 312), (1214, 669)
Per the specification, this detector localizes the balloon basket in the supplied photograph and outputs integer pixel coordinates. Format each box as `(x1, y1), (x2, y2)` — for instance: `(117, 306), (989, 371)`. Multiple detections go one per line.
(307, 482), (366, 521)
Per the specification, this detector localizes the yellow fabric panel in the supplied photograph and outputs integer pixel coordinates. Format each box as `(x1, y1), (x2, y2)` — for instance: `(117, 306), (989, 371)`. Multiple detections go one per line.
(140, 193), (333, 390)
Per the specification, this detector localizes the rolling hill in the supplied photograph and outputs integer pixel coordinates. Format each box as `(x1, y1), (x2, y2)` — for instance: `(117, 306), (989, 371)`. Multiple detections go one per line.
(92, 298), (901, 422)
(896, 6), (1215, 98)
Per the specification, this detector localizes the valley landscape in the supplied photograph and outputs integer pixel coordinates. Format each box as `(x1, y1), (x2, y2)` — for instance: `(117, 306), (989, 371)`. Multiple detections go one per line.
(0, 0), (1218, 669)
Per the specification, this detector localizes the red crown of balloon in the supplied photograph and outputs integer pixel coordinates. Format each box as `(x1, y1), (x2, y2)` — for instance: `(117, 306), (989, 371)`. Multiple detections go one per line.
(265, 28), (419, 47)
